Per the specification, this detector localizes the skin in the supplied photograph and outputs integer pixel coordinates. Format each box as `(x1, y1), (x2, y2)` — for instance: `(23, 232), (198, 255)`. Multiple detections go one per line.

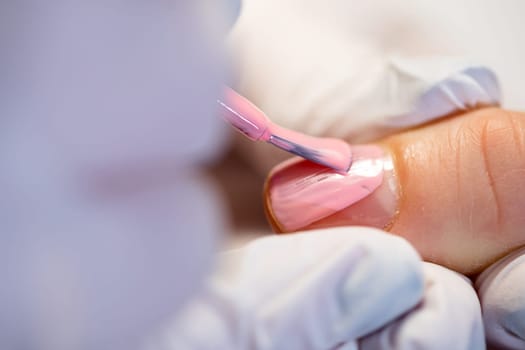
(387, 108), (525, 274)
(267, 108), (525, 275)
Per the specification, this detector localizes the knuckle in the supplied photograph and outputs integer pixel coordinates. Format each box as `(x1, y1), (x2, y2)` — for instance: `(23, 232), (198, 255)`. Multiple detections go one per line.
(459, 109), (525, 231)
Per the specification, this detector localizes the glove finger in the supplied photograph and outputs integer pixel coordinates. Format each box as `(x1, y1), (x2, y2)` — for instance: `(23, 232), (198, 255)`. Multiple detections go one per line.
(151, 227), (424, 349)
(475, 246), (525, 349)
(373, 60), (500, 131)
(228, 0), (500, 139)
(359, 263), (484, 350)
(218, 228), (424, 349)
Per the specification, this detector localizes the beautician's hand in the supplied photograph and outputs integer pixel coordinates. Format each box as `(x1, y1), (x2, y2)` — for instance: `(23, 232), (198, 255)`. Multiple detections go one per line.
(227, 0), (500, 173)
(147, 227), (484, 349)
(228, 2), (525, 347)
(0, 2), (232, 348)
(230, 3), (524, 347)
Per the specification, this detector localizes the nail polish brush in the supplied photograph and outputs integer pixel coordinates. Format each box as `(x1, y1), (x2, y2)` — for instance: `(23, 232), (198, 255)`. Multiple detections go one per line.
(218, 86), (352, 172)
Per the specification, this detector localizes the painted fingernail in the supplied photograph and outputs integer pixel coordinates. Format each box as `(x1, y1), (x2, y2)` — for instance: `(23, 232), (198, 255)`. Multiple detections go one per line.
(265, 145), (398, 232)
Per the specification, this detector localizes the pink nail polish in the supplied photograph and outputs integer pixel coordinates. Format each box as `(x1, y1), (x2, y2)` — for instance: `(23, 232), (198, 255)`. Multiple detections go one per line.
(265, 145), (398, 232)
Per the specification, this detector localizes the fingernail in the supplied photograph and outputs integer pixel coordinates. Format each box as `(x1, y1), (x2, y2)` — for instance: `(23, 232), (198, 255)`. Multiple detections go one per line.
(265, 145), (398, 232)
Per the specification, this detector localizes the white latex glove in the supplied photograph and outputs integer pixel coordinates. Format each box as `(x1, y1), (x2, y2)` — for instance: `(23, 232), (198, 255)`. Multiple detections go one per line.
(147, 227), (484, 349)
(360, 263), (484, 350)
(229, 2), (525, 347)
(227, 0), (501, 173)
(475, 247), (525, 349)
(0, 1), (231, 349)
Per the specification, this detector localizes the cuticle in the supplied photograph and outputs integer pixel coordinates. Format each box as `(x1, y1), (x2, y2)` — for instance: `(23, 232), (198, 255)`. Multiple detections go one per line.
(380, 145), (403, 232)
(263, 174), (285, 233)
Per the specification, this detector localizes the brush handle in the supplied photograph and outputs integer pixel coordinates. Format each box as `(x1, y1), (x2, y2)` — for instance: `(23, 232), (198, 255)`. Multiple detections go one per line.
(218, 86), (272, 141)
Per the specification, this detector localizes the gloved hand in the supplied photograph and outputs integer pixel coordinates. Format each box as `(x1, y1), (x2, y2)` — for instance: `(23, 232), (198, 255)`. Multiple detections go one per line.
(148, 227), (484, 349)
(227, 0), (501, 174)
(227, 0), (525, 347)
(0, 1), (231, 349)
(476, 247), (525, 349)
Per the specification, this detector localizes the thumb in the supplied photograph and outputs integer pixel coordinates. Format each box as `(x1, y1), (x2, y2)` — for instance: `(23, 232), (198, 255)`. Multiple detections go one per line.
(265, 108), (525, 275)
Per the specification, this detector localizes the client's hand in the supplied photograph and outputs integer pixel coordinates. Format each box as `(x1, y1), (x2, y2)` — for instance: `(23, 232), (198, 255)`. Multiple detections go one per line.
(264, 107), (525, 348)
(265, 108), (525, 274)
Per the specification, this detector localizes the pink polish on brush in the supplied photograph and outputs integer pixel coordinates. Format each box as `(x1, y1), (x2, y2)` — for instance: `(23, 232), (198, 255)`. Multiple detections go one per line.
(218, 86), (352, 172)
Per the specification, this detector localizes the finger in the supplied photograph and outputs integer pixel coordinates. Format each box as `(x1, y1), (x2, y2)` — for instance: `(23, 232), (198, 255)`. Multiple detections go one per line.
(265, 108), (525, 274)
(360, 263), (484, 350)
(150, 227), (424, 349)
(475, 246), (525, 349)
